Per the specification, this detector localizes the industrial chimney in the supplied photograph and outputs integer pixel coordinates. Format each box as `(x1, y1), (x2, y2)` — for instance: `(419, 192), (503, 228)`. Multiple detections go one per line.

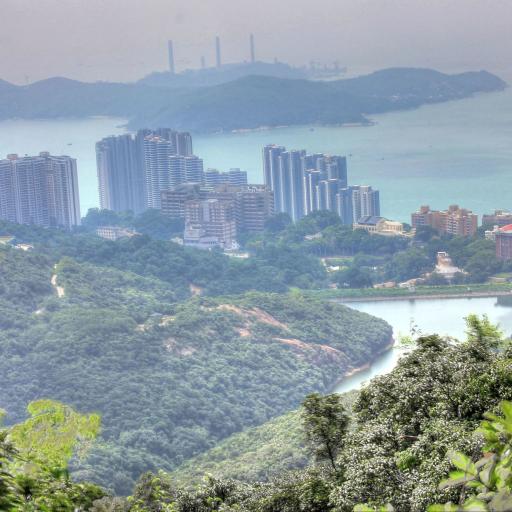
(250, 34), (255, 63)
(168, 40), (175, 74)
(215, 36), (221, 68)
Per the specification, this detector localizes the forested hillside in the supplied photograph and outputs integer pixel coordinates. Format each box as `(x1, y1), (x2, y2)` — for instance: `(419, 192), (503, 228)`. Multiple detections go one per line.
(0, 223), (391, 494)
(168, 391), (359, 486)
(3, 316), (511, 511)
(103, 317), (512, 511)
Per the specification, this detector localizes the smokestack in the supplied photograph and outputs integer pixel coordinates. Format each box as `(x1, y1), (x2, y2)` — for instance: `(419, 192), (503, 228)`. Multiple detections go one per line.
(250, 34), (255, 63)
(201, 56), (206, 69)
(168, 40), (175, 74)
(215, 36), (221, 68)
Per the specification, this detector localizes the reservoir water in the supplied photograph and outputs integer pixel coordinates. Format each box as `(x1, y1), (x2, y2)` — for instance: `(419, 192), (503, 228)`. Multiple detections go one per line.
(0, 87), (512, 219)
(334, 296), (512, 393)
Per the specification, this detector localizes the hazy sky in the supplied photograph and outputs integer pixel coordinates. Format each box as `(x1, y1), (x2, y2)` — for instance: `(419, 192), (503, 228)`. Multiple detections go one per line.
(1, 0), (511, 84)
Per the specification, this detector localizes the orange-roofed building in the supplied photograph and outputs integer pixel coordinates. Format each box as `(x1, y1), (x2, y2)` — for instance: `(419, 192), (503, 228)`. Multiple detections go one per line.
(495, 224), (512, 260)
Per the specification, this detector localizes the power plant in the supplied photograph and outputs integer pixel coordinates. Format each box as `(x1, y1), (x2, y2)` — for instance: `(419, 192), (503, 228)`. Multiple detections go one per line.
(165, 34), (258, 73)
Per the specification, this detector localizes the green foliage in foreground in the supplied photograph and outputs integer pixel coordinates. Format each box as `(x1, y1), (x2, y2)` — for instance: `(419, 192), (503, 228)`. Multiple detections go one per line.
(302, 393), (349, 472)
(102, 316), (511, 512)
(0, 400), (105, 511)
(2, 317), (512, 511)
(427, 400), (512, 511)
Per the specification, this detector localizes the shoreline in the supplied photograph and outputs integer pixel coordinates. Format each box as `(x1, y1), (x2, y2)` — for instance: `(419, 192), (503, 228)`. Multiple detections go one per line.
(330, 336), (395, 392)
(331, 290), (512, 303)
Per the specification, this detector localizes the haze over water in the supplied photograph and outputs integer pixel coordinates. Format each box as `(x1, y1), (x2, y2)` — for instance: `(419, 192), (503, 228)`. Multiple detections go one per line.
(195, 87), (512, 222)
(0, 87), (511, 219)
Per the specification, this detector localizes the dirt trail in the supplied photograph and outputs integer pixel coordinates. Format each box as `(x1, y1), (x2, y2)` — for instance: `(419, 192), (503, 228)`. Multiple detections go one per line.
(51, 266), (65, 298)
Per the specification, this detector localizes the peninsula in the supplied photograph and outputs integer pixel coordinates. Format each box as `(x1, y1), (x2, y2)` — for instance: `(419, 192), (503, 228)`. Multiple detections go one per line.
(0, 67), (506, 133)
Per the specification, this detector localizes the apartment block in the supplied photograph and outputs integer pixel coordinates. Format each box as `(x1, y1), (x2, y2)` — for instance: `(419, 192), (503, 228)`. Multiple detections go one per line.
(263, 144), (368, 224)
(0, 153), (80, 229)
(411, 205), (477, 237)
(96, 128), (198, 213)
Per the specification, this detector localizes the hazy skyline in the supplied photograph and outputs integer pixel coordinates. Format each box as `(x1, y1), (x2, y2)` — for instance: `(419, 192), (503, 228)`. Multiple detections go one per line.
(1, 0), (511, 84)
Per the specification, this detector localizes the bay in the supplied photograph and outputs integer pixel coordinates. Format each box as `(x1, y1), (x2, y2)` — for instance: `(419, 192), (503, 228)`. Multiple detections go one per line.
(0, 87), (511, 220)
(195, 88), (512, 222)
(334, 296), (512, 393)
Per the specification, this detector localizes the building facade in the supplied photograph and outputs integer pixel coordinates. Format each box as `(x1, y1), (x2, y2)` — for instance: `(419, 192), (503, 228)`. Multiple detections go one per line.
(411, 205), (478, 237)
(0, 153), (80, 229)
(482, 210), (512, 228)
(96, 134), (145, 214)
(160, 183), (204, 218)
(496, 225), (512, 260)
(335, 185), (381, 225)
(236, 185), (274, 234)
(96, 226), (139, 241)
(96, 128), (197, 213)
(353, 216), (404, 236)
(263, 145), (351, 223)
(184, 198), (237, 249)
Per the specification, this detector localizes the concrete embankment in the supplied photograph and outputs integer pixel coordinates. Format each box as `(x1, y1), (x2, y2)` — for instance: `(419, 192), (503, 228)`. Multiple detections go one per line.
(333, 290), (512, 303)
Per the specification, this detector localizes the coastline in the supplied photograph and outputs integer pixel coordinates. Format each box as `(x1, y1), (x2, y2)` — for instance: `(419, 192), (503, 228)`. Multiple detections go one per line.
(330, 336), (395, 392)
(229, 120), (373, 134)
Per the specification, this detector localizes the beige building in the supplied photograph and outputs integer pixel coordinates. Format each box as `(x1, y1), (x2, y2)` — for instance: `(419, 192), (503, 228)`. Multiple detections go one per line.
(96, 226), (139, 241)
(353, 216), (405, 236)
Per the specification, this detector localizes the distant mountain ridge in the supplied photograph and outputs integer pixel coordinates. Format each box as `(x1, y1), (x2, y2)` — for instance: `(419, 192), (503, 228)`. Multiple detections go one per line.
(138, 61), (310, 88)
(0, 68), (506, 133)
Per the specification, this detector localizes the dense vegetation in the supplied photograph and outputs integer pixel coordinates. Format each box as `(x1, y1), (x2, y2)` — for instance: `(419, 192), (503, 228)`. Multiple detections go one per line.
(0, 68), (505, 131)
(91, 316), (511, 511)
(1, 219), (512, 509)
(0, 225), (391, 495)
(2, 211), (512, 509)
(80, 208), (184, 241)
(167, 392), (356, 487)
(0, 399), (107, 510)
(4, 315), (508, 511)
(252, 210), (509, 287)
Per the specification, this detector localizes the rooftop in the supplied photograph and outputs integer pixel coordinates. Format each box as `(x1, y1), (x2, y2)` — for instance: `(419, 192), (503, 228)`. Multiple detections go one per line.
(356, 216), (384, 226)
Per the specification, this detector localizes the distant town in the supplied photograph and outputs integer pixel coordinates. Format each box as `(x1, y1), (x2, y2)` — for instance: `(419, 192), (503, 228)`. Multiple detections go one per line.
(1, 127), (512, 282)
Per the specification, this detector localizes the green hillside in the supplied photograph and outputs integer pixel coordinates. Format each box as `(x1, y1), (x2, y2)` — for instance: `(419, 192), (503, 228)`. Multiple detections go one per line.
(0, 226), (391, 495)
(168, 390), (359, 486)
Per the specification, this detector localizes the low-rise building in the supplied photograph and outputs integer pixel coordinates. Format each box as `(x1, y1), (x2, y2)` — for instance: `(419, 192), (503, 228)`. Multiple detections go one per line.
(353, 216), (405, 236)
(96, 226), (139, 241)
(485, 225), (500, 241)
